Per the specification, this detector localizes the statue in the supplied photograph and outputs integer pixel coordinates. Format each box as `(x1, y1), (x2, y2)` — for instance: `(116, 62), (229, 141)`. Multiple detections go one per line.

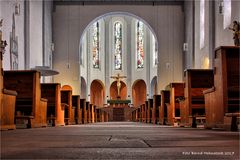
(228, 20), (240, 46)
(1, 19), (8, 56)
(110, 73), (126, 99)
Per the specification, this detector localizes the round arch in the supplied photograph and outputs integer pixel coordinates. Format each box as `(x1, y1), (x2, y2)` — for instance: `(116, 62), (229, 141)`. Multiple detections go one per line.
(132, 79), (147, 107)
(80, 77), (87, 99)
(110, 81), (127, 100)
(90, 79), (105, 107)
(79, 11), (159, 61)
(150, 76), (158, 98)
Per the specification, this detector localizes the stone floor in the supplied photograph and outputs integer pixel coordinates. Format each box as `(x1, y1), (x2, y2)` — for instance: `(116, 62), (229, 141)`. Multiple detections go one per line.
(1, 122), (239, 159)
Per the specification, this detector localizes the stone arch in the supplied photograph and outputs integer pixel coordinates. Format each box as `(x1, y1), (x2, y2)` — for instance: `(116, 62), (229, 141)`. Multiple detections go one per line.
(110, 81), (127, 100)
(132, 79), (147, 107)
(150, 76), (158, 98)
(80, 77), (87, 99)
(79, 11), (159, 63)
(90, 79), (105, 107)
(61, 85), (72, 91)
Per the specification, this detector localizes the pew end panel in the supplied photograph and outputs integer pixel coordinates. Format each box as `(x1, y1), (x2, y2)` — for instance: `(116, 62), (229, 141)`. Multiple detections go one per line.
(0, 89), (17, 130)
(3, 70), (47, 128)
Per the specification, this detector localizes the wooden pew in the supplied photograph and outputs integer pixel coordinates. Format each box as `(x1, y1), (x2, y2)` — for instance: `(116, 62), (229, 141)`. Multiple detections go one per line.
(72, 95), (82, 124)
(41, 83), (64, 126)
(4, 70), (47, 128)
(85, 101), (90, 123)
(95, 108), (100, 122)
(61, 85), (75, 125)
(159, 90), (170, 125)
(92, 105), (96, 123)
(131, 109), (137, 122)
(80, 99), (86, 124)
(181, 69), (214, 127)
(88, 103), (92, 123)
(137, 107), (141, 122)
(141, 103), (147, 122)
(145, 101), (149, 123)
(203, 46), (240, 131)
(168, 83), (184, 126)
(1, 89), (17, 130)
(147, 98), (153, 123)
(0, 46), (17, 130)
(152, 95), (161, 124)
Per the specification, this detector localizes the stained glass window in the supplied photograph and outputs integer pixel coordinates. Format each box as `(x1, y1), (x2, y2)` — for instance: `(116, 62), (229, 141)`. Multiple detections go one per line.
(92, 21), (100, 68)
(223, 0), (231, 29)
(200, 0), (205, 49)
(153, 36), (158, 67)
(136, 21), (144, 68)
(114, 22), (122, 70)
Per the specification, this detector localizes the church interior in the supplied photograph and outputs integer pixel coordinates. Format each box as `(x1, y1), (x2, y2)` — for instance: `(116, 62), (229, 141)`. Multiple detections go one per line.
(0, 0), (239, 159)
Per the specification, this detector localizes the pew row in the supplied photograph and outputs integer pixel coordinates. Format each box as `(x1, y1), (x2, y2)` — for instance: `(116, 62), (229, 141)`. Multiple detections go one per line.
(168, 83), (184, 126)
(3, 70), (47, 128)
(152, 95), (161, 124)
(159, 90), (170, 125)
(203, 46), (240, 131)
(72, 95), (82, 124)
(181, 69), (214, 127)
(41, 83), (64, 126)
(61, 85), (75, 125)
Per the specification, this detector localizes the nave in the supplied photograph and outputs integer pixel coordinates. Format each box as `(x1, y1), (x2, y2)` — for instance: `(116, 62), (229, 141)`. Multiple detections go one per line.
(1, 122), (239, 159)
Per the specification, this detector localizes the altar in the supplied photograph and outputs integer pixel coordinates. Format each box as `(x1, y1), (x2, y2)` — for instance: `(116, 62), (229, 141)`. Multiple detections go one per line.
(102, 99), (133, 121)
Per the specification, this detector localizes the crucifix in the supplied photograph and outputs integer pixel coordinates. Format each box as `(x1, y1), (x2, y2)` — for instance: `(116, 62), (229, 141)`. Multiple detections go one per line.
(110, 73), (126, 98)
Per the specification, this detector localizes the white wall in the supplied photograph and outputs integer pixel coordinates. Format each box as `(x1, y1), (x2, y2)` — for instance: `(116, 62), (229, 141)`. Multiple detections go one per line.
(29, 1), (43, 68)
(0, 0), (25, 70)
(184, 0), (240, 70)
(53, 4), (184, 96)
(215, 0), (240, 47)
(0, 0), (53, 79)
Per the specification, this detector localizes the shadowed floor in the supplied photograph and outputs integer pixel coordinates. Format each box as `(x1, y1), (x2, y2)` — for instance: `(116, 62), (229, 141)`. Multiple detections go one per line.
(1, 122), (239, 159)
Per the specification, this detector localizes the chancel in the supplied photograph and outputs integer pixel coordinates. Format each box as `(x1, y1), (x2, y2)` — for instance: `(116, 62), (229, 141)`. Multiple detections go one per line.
(0, 0), (239, 159)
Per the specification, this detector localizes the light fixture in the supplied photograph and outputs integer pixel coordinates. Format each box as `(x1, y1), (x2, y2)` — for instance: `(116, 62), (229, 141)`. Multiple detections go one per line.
(183, 43), (188, 52)
(219, 1), (224, 15)
(14, 3), (20, 15)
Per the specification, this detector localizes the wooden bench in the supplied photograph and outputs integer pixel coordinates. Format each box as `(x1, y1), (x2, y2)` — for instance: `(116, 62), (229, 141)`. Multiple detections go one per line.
(95, 108), (100, 122)
(4, 70), (47, 128)
(147, 99), (153, 123)
(41, 83), (64, 126)
(140, 104), (146, 122)
(181, 69), (214, 127)
(86, 101), (90, 123)
(61, 85), (75, 125)
(80, 99), (86, 124)
(137, 107), (141, 122)
(152, 95), (161, 124)
(144, 101), (148, 123)
(167, 83), (184, 126)
(159, 90), (170, 125)
(1, 89), (17, 130)
(72, 95), (82, 124)
(204, 46), (240, 130)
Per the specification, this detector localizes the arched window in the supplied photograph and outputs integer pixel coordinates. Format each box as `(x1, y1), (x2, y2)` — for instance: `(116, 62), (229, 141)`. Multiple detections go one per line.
(223, 0), (231, 29)
(153, 36), (158, 67)
(114, 21), (122, 70)
(92, 21), (100, 68)
(136, 21), (144, 68)
(200, 0), (205, 49)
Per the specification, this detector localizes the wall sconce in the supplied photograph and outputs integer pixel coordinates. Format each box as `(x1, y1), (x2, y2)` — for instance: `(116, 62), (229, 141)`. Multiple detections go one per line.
(219, 1), (224, 15)
(14, 3), (20, 15)
(183, 43), (188, 52)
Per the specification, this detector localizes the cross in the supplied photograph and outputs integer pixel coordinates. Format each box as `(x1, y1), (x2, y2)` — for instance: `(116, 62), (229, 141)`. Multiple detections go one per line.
(110, 73), (126, 98)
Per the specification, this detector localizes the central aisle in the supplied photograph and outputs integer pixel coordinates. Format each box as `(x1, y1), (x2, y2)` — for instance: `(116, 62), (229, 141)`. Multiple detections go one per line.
(1, 122), (239, 159)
